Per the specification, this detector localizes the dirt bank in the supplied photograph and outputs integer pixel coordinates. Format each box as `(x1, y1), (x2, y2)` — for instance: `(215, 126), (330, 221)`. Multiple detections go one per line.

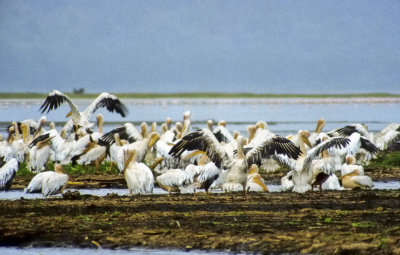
(1, 190), (399, 254)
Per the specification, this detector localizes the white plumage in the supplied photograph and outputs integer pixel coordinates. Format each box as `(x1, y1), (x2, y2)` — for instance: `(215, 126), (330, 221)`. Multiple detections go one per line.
(124, 150), (154, 195)
(0, 158), (19, 191)
(24, 171), (55, 193)
(156, 169), (187, 194)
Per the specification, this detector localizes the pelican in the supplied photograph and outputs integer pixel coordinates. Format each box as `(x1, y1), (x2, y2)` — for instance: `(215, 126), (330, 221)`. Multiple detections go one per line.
(292, 132), (378, 193)
(156, 168), (187, 194)
(281, 169), (342, 192)
(183, 154), (220, 193)
(39, 90), (128, 134)
(339, 169), (373, 190)
(308, 119), (326, 147)
(90, 114), (104, 143)
(29, 132), (53, 172)
(329, 123), (400, 151)
(245, 164), (269, 192)
(42, 164), (69, 196)
(31, 128), (91, 165)
(169, 129), (301, 193)
(123, 150), (154, 195)
(100, 122), (142, 145)
(7, 116), (47, 138)
(71, 136), (107, 172)
(341, 155), (364, 176)
(0, 158), (19, 191)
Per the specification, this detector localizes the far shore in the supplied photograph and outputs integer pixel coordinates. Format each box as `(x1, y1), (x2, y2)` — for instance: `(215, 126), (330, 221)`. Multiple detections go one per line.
(0, 92), (399, 99)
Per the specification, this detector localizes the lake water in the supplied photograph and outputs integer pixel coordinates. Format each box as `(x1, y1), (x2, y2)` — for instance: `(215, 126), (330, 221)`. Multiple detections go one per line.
(0, 97), (399, 138)
(1, 181), (399, 201)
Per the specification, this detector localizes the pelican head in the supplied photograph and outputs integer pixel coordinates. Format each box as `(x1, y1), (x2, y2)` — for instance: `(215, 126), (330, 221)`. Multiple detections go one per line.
(54, 164), (65, 174)
(299, 130), (312, 148)
(207, 120), (214, 131)
(345, 155), (356, 165)
(248, 164), (259, 174)
(141, 122), (149, 138)
(165, 117), (172, 130)
(218, 120), (227, 127)
(148, 132), (160, 149)
(256, 120), (268, 130)
(315, 119), (325, 133)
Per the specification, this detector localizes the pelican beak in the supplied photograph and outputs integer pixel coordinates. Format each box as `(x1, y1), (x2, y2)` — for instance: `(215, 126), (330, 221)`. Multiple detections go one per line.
(182, 150), (206, 160)
(66, 111), (72, 118)
(67, 181), (85, 186)
(148, 134), (160, 149)
(302, 136), (312, 148)
(22, 126), (27, 143)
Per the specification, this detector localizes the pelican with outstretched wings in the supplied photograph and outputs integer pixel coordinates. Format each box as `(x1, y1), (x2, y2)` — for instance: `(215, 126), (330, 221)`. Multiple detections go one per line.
(39, 90), (128, 133)
(169, 129), (301, 193)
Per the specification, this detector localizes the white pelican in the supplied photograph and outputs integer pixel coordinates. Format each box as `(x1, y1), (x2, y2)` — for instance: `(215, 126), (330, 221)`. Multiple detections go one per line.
(245, 164), (269, 192)
(329, 123), (400, 151)
(183, 154), (220, 193)
(339, 169), (373, 190)
(156, 168), (187, 194)
(7, 116), (47, 138)
(169, 129), (301, 193)
(29, 132), (53, 172)
(123, 150), (154, 195)
(71, 136), (107, 172)
(89, 114), (104, 143)
(31, 129), (91, 165)
(281, 169), (342, 192)
(341, 155), (364, 176)
(39, 90), (128, 134)
(42, 164), (69, 196)
(25, 171), (56, 193)
(308, 119), (326, 147)
(292, 132), (378, 193)
(0, 158), (19, 191)
(100, 123), (142, 145)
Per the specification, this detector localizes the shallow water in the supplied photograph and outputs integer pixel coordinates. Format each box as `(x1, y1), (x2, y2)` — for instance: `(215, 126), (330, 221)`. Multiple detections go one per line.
(0, 98), (399, 137)
(0, 247), (231, 255)
(1, 182), (398, 201)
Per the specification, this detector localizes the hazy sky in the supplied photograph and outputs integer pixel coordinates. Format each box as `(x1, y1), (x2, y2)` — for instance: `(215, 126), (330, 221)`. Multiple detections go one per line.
(1, 1), (399, 94)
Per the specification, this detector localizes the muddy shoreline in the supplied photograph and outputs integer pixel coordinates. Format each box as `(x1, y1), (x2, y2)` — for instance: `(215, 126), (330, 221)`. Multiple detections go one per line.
(1, 189), (399, 254)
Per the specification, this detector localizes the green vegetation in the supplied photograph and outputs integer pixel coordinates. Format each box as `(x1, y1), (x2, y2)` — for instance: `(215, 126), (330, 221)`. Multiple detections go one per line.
(16, 160), (120, 177)
(1, 92), (400, 99)
(366, 151), (400, 170)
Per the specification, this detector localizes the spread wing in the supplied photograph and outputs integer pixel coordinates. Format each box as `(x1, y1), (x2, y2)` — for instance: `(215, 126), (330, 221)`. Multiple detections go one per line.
(245, 136), (302, 167)
(169, 129), (230, 168)
(83, 92), (128, 117)
(39, 90), (78, 115)
(100, 123), (142, 146)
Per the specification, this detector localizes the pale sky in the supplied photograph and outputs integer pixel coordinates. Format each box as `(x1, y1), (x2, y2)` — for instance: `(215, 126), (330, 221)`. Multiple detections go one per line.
(1, 0), (399, 94)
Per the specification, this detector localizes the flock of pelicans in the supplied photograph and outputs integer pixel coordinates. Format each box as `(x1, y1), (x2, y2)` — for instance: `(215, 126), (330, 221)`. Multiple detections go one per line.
(1, 90), (400, 197)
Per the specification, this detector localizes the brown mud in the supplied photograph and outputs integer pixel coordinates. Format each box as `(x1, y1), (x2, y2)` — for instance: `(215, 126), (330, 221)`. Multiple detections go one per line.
(2, 163), (400, 254)
(1, 189), (400, 254)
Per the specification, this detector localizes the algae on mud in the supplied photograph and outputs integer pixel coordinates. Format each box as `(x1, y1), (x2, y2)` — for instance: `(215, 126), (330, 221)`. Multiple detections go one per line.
(0, 190), (399, 254)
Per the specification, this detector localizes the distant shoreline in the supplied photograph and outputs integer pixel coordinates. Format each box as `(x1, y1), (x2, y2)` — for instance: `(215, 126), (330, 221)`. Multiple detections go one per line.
(0, 92), (399, 99)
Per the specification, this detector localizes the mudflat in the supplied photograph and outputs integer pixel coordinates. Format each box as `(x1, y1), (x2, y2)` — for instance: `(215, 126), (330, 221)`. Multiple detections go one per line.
(1, 189), (399, 254)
